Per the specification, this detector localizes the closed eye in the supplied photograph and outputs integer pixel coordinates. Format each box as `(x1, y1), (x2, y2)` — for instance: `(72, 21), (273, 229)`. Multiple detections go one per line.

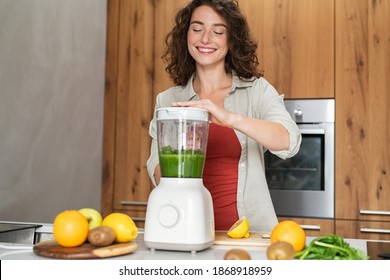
(213, 25), (226, 35)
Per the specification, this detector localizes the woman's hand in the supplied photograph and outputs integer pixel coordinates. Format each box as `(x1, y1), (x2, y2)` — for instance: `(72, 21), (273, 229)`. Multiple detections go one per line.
(172, 99), (234, 128)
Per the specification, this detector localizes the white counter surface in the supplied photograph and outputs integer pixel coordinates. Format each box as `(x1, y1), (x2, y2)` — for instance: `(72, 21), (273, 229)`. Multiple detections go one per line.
(0, 228), (369, 260)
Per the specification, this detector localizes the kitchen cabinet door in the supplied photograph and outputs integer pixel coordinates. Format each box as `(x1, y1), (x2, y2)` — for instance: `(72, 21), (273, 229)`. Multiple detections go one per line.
(278, 217), (334, 237)
(336, 220), (390, 241)
(102, 0), (155, 224)
(239, 0), (335, 99)
(335, 0), (390, 226)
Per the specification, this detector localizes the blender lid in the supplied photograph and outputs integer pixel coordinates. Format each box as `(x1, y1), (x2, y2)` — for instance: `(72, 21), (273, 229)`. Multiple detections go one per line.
(156, 107), (209, 122)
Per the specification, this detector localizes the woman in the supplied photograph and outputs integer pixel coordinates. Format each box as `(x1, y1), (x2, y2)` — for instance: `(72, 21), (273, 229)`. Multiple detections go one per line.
(147, 0), (301, 231)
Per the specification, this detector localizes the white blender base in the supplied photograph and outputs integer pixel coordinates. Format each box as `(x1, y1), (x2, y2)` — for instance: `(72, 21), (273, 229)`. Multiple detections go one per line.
(146, 240), (214, 254)
(144, 178), (215, 252)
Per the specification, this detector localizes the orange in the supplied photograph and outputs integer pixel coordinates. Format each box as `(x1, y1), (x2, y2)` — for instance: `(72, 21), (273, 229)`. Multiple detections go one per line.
(270, 220), (306, 253)
(53, 210), (89, 247)
(102, 213), (138, 242)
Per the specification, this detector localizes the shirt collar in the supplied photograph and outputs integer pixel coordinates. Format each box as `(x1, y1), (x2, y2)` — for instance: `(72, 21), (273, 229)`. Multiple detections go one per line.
(231, 73), (256, 91)
(184, 72), (255, 101)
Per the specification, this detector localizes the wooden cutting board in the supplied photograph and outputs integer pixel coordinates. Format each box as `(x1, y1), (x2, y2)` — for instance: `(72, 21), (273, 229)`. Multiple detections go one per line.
(214, 231), (271, 247)
(33, 240), (137, 259)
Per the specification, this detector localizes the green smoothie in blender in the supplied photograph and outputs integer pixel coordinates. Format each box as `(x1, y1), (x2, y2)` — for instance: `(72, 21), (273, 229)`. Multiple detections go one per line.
(159, 146), (205, 178)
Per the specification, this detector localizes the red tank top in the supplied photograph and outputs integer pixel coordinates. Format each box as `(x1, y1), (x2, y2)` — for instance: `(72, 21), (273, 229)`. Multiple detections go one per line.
(203, 123), (241, 230)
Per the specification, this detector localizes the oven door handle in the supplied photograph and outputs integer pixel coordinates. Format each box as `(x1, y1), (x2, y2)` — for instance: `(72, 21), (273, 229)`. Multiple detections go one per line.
(299, 128), (325, 135)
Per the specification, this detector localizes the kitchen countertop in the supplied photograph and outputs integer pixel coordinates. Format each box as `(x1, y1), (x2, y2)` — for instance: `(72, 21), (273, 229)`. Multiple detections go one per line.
(0, 228), (375, 260)
(0, 230), (262, 260)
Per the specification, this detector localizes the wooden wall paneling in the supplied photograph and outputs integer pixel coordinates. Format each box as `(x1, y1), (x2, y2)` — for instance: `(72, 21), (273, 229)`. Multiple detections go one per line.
(366, 0), (390, 219)
(113, 0), (155, 220)
(262, 0), (335, 99)
(335, 0), (390, 223)
(237, 0), (265, 74)
(153, 0), (188, 97)
(102, 0), (120, 217)
(335, 0), (369, 220)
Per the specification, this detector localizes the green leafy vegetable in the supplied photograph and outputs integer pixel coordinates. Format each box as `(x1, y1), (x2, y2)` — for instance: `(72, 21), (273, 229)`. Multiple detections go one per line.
(294, 234), (369, 260)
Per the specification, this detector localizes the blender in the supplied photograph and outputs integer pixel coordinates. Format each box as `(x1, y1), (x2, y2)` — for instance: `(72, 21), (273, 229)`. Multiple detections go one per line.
(144, 107), (215, 253)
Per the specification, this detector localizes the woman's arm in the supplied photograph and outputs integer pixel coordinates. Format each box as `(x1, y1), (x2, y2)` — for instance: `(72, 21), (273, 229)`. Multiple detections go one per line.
(172, 99), (290, 151)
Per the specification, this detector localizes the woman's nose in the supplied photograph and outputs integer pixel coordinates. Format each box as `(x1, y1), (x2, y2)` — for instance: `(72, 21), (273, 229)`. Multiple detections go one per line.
(200, 31), (211, 44)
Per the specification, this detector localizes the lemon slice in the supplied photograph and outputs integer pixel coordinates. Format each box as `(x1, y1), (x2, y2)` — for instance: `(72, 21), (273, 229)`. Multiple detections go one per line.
(227, 217), (250, 239)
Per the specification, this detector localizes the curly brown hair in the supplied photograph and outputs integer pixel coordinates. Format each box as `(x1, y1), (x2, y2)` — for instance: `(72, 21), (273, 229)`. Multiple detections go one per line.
(162, 0), (262, 86)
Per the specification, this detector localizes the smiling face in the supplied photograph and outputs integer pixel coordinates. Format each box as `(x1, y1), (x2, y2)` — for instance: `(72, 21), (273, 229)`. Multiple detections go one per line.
(187, 5), (229, 70)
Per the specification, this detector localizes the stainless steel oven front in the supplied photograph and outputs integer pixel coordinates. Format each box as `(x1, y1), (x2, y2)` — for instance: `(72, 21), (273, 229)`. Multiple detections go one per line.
(264, 99), (335, 218)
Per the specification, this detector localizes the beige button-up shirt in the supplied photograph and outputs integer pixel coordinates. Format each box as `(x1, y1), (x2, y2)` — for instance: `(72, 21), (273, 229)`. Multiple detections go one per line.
(147, 74), (301, 231)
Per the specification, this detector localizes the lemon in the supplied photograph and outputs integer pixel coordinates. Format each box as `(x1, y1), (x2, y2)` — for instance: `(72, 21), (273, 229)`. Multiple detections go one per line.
(102, 213), (138, 243)
(227, 217), (250, 238)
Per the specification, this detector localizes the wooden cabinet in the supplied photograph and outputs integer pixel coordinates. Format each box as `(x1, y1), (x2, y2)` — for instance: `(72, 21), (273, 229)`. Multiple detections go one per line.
(239, 0), (335, 99)
(335, 0), (390, 239)
(102, 0), (156, 225)
(153, 0), (187, 96)
(335, 220), (390, 240)
(278, 217), (334, 237)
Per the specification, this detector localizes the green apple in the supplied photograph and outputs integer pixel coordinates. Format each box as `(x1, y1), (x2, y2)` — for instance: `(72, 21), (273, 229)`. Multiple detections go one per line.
(78, 208), (103, 230)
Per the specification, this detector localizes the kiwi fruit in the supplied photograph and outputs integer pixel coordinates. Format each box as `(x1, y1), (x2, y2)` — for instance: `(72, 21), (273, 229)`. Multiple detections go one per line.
(87, 225), (116, 247)
(224, 248), (252, 260)
(266, 241), (295, 260)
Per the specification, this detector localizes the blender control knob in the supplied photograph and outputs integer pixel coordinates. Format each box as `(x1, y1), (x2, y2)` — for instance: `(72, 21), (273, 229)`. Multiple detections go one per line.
(158, 205), (179, 228)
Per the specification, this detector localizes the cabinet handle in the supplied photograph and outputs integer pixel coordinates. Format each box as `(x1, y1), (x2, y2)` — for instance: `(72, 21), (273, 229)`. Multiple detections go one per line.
(121, 201), (148, 206)
(360, 210), (390, 216)
(132, 217), (146, 222)
(360, 228), (390, 234)
(300, 225), (321, 231)
(119, 201), (146, 222)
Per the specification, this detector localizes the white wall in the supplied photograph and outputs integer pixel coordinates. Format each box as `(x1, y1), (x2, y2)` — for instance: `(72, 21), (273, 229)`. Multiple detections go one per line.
(0, 0), (106, 223)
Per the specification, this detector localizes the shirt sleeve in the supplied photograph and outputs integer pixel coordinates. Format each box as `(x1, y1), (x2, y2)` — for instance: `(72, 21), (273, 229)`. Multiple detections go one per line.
(251, 78), (302, 160)
(146, 104), (159, 186)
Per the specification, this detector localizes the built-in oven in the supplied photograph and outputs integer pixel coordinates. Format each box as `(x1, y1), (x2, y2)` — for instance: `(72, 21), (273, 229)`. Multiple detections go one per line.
(265, 99), (335, 218)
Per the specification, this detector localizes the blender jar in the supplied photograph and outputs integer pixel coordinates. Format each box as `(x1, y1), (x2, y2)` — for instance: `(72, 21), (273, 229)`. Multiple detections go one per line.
(156, 107), (209, 178)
